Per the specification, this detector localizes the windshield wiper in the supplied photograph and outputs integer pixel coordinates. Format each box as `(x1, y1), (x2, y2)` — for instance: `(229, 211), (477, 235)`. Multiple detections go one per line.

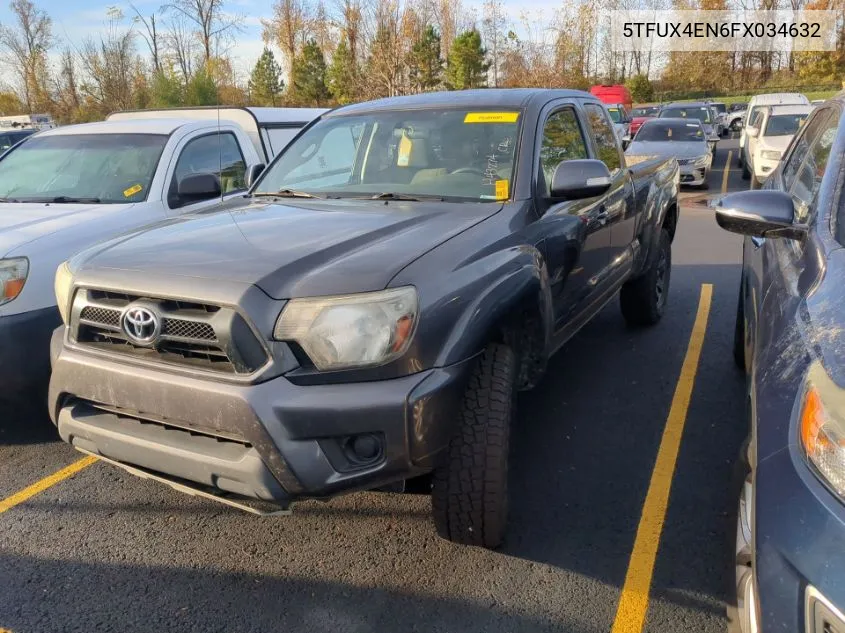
(35, 196), (102, 204)
(370, 192), (421, 201)
(252, 189), (322, 199)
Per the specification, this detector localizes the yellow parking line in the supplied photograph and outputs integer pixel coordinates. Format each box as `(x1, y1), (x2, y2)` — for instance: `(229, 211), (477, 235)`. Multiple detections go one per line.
(0, 456), (97, 515)
(722, 151), (733, 194)
(610, 284), (713, 633)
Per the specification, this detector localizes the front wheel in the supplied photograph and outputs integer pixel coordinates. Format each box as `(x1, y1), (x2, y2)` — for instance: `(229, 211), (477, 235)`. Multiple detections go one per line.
(431, 343), (515, 548)
(620, 228), (671, 326)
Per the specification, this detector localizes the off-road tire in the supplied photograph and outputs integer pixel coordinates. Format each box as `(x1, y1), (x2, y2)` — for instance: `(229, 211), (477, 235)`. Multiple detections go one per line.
(620, 228), (671, 327)
(431, 343), (515, 548)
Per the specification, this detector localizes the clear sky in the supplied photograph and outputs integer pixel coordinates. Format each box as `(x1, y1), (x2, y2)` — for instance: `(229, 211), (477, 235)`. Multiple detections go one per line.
(0, 0), (557, 79)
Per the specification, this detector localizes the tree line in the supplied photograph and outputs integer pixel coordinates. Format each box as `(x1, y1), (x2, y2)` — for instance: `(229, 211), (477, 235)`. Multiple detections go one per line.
(0, 0), (842, 123)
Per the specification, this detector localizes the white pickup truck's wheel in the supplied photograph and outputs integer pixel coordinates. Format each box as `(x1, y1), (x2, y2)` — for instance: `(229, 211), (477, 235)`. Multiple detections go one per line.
(431, 343), (515, 548)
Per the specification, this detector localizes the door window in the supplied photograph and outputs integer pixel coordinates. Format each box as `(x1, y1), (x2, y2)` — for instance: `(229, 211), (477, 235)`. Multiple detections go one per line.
(791, 109), (840, 223)
(583, 103), (621, 173)
(539, 108), (588, 197)
(169, 132), (246, 208)
(781, 110), (830, 192)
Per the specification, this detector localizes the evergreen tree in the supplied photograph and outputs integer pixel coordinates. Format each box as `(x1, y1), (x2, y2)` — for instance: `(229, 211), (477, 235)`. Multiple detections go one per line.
(327, 37), (358, 104)
(149, 69), (183, 107)
(184, 66), (217, 105)
(445, 30), (489, 91)
(290, 39), (331, 106)
(249, 47), (284, 106)
(408, 25), (443, 93)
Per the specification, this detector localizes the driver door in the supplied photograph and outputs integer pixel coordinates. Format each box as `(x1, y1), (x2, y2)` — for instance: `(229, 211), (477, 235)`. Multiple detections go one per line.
(164, 130), (249, 216)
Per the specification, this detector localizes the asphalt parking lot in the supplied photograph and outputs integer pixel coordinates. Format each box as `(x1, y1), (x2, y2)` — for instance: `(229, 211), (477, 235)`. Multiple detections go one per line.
(1, 138), (750, 633)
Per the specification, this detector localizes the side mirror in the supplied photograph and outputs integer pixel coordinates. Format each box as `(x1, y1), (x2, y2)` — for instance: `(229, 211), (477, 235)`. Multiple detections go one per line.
(246, 163), (266, 188)
(550, 159), (612, 200)
(746, 126), (759, 138)
(176, 173), (221, 205)
(622, 136), (631, 150)
(715, 190), (806, 240)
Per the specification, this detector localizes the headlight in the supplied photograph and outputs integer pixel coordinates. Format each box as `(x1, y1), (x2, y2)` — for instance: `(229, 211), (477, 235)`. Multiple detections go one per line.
(800, 369), (845, 497)
(54, 261), (74, 324)
(761, 150), (782, 161)
(0, 257), (28, 306)
(274, 286), (418, 371)
(695, 154), (711, 167)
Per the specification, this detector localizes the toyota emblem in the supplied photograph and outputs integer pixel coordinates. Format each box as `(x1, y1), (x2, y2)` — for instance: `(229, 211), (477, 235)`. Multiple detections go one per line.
(122, 306), (161, 345)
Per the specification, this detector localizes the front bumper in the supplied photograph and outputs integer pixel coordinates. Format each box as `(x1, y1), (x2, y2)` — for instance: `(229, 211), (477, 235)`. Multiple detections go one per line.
(679, 164), (708, 185)
(754, 445), (845, 632)
(754, 157), (779, 182)
(0, 305), (61, 397)
(48, 327), (472, 504)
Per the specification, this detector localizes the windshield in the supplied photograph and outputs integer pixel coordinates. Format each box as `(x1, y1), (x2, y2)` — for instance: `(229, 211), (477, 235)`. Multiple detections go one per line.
(711, 103), (727, 114)
(660, 106), (712, 124)
(607, 108), (623, 123)
(764, 114), (808, 136)
(635, 121), (705, 142)
(0, 133), (167, 203)
(631, 107), (658, 117)
(255, 109), (521, 202)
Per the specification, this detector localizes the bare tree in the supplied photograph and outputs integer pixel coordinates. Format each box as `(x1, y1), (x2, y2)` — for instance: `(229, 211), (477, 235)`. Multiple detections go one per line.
(78, 12), (139, 114)
(0, 0), (53, 112)
(165, 11), (196, 82)
(481, 0), (506, 86)
(263, 0), (314, 72)
(164, 0), (242, 63)
(130, 3), (163, 73)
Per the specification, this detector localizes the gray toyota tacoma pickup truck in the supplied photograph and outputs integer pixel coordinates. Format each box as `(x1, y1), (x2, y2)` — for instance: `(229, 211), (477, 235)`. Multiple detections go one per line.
(49, 89), (679, 548)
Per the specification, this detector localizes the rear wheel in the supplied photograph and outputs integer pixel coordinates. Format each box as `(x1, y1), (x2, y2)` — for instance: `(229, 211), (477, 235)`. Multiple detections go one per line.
(620, 228), (671, 326)
(431, 343), (515, 548)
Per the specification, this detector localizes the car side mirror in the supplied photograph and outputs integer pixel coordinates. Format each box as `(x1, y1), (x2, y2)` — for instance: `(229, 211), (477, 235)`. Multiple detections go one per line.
(549, 159), (612, 200)
(246, 163), (266, 188)
(176, 173), (221, 205)
(715, 190), (806, 240)
(746, 126), (759, 138)
(622, 136), (631, 150)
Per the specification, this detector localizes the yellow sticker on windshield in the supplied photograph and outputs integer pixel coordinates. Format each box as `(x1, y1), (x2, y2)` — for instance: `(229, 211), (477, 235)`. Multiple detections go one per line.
(464, 112), (520, 124)
(123, 184), (143, 198)
(495, 179), (509, 200)
(397, 134), (412, 167)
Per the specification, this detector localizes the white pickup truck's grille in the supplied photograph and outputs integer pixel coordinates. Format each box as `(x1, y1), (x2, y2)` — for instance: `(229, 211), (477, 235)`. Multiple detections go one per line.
(73, 290), (267, 375)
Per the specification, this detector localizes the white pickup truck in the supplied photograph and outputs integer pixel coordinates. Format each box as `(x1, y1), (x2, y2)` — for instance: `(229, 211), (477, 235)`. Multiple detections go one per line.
(0, 110), (324, 398)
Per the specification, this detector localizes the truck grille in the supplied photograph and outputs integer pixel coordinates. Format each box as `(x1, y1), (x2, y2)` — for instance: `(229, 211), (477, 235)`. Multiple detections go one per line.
(73, 290), (267, 375)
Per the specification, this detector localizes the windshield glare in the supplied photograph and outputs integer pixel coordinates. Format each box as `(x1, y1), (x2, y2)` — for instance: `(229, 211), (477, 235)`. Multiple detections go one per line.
(764, 114), (808, 136)
(660, 107), (712, 124)
(255, 110), (521, 202)
(0, 134), (166, 203)
(635, 121), (705, 143)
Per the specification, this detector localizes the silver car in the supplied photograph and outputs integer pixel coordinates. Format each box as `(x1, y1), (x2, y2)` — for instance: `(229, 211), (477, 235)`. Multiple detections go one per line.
(657, 101), (719, 153)
(625, 117), (713, 188)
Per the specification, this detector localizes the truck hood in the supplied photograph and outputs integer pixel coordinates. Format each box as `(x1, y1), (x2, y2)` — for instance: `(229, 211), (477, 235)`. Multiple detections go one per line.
(81, 199), (503, 299)
(0, 202), (135, 257)
(756, 135), (793, 153)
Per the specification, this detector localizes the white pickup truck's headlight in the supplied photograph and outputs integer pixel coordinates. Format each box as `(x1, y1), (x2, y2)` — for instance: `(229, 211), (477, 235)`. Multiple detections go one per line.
(274, 286), (418, 371)
(695, 154), (711, 167)
(54, 261), (74, 324)
(0, 257), (29, 306)
(761, 150), (782, 161)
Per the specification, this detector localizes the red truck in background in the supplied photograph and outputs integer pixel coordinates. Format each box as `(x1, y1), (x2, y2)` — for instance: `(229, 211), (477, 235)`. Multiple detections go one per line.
(589, 85), (633, 111)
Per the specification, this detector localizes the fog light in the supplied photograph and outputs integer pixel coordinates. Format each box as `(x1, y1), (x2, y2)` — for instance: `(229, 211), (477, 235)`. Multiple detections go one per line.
(350, 434), (381, 461)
